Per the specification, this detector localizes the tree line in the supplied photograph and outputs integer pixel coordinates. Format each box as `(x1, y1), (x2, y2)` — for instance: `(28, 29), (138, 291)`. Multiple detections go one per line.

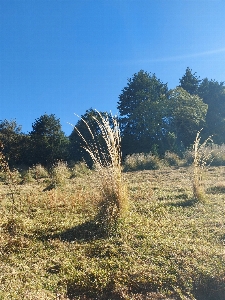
(1, 67), (225, 168)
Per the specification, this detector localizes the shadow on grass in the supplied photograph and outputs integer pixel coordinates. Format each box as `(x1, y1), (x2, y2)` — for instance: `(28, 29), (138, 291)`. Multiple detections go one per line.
(193, 276), (225, 300)
(169, 198), (198, 208)
(36, 219), (106, 242)
(206, 185), (225, 194)
(58, 219), (105, 242)
(220, 233), (225, 243)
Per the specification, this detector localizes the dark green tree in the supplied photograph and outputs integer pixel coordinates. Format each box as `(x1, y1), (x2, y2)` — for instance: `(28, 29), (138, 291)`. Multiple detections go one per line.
(29, 114), (69, 166)
(117, 70), (169, 155)
(0, 119), (28, 166)
(198, 78), (225, 144)
(167, 87), (208, 150)
(179, 67), (201, 95)
(69, 109), (112, 166)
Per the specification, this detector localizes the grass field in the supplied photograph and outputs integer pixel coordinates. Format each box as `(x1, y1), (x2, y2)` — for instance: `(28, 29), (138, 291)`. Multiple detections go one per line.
(0, 165), (225, 299)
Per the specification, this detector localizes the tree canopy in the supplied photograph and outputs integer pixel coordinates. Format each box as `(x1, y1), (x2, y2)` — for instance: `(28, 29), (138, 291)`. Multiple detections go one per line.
(167, 87), (208, 149)
(117, 70), (169, 155)
(179, 67), (201, 95)
(198, 78), (225, 143)
(1, 68), (225, 167)
(0, 119), (28, 166)
(69, 109), (112, 166)
(29, 114), (68, 166)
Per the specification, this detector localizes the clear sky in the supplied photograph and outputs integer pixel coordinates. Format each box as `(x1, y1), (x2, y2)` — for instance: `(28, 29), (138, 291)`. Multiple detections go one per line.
(1, 0), (225, 136)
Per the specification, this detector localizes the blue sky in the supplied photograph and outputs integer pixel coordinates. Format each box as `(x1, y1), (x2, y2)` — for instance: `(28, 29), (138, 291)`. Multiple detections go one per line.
(1, 0), (225, 136)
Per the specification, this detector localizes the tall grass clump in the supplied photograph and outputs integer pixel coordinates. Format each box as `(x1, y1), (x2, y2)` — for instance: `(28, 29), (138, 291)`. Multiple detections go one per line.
(73, 111), (128, 237)
(192, 130), (213, 202)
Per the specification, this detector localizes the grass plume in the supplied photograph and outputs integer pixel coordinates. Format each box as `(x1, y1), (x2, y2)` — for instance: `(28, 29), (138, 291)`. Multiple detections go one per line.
(192, 130), (213, 202)
(73, 111), (128, 236)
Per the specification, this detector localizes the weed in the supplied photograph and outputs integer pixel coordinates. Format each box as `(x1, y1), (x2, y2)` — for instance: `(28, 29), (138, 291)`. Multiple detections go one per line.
(0, 167), (225, 299)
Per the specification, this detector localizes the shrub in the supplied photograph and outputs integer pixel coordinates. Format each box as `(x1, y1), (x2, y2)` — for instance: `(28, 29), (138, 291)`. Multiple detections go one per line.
(50, 160), (70, 186)
(70, 161), (91, 178)
(123, 152), (163, 171)
(210, 144), (225, 166)
(164, 151), (182, 167)
(29, 164), (49, 181)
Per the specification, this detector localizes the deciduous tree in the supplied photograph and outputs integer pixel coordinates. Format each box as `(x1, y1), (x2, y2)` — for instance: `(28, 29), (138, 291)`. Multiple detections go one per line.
(198, 78), (225, 144)
(167, 87), (208, 150)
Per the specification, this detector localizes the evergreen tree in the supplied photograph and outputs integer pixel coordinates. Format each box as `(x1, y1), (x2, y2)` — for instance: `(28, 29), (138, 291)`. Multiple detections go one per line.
(69, 109), (112, 166)
(179, 67), (201, 95)
(0, 119), (28, 166)
(117, 70), (169, 155)
(29, 114), (69, 166)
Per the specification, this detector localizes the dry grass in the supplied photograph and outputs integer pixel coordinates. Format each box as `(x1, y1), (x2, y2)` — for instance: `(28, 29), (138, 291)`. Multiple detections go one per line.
(0, 165), (225, 299)
(192, 130), (213, 203)
(73, 111), (128, 236)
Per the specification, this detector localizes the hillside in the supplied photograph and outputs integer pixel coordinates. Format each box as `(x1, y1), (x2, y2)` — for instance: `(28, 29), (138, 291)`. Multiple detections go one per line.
(0, 165), (225, 299)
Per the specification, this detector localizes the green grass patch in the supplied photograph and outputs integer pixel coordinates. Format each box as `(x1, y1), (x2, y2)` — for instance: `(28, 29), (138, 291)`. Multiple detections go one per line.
(0, 167), (225, 299)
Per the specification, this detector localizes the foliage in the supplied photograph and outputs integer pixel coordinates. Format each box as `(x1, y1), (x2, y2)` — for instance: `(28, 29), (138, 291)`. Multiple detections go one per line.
(198, 78), (225, 144)
(70, 161), (91, 178)
(50, 160), (70, 186)
(164, 151), (182, 167)
(29, 164), (49, 180)
(210, 144), (225, 166)
(179, 67), (201, 95)
(29, 114), (69, 166)
(123, 152), (163, 171)
(0, 119), (28, 166)
(69, 108), (112, 166)
(117, 70), (169, 155)
(0, 142), (21, 215)
(167, 87), (208, 149)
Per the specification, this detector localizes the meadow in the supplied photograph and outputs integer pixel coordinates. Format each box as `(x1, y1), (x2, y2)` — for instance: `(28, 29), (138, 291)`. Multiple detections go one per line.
(0, 161), (224, 300)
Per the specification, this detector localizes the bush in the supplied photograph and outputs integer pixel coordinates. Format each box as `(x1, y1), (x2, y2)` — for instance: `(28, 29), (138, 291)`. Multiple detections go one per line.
(164, 151), (182, 167)
(50, 161), (70, 186)
(210, 144), (225, 166)
(29, 164), (49, 180)
(70, 161), (91, 178)
(123, 152), (163, 171)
